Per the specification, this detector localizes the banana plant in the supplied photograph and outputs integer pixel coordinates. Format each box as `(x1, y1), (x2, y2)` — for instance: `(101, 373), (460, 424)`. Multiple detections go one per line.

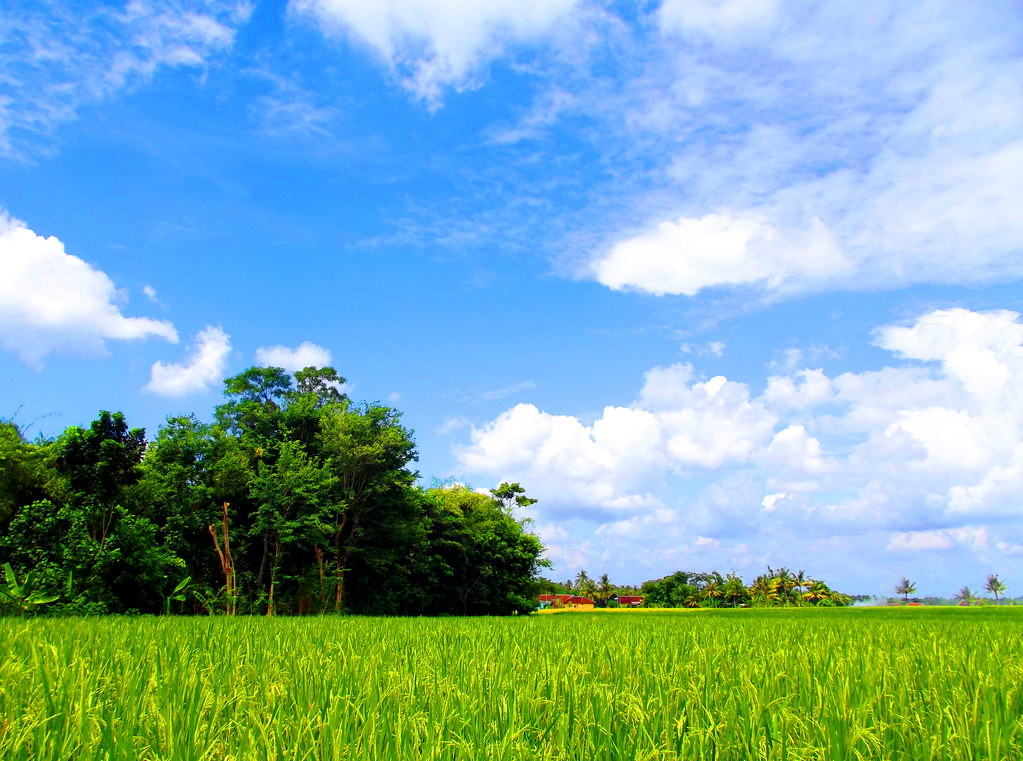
(164, 575), (193, 615)
(0, 562), (60, 615)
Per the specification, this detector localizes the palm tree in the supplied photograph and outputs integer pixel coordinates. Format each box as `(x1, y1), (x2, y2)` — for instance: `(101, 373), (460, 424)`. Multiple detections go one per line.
(581, 578), (599, 603)
(792, 569), (808, 597)
(985, 574), (1007, 605)
(597, 573), (613, 606)
(894, 577), (917, 603)
(954, 586), (976, 605)
(722, 574), (747, 607)
(574, 569), (591, 591)
(702, 579), (722, 607)
(802, 579), (832, 606)
(748, 574), (776, 605)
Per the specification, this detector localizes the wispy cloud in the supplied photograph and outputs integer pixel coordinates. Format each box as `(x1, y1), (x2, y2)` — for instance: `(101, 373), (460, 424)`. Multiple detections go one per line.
(0, 0), (251, 157)
(583, 1), (1023, 298)
(290, 0), (580, 106)
(444, 380), (537, 403)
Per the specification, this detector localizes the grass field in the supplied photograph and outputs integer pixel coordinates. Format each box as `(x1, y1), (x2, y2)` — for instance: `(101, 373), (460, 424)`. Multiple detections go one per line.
(1, 608), (1021, 760)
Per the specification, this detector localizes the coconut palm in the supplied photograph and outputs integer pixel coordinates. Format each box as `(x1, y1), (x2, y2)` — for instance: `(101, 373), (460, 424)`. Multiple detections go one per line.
(792, 569), (808, 597)
(574, 569), (591, 591)
(802, 579), (832, 606)
(894, 577), (916, 603)
(597, 573), (613, 606)
(722, 574), (748, 607)
(702, 579), (722, 607)
(985, 574), (1007, 605)
(748, 574), (777, 605)
(954, 586), (976, 605)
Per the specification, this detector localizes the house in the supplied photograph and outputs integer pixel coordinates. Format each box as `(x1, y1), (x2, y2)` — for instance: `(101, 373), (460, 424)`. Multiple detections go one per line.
(538, 594), (594, 610)
(617, 595), (644, 608)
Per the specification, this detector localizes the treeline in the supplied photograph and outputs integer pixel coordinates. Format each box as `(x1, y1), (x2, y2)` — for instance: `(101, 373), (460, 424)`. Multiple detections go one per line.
(0, 367), (545, 617)
(543, 567), (851, 608)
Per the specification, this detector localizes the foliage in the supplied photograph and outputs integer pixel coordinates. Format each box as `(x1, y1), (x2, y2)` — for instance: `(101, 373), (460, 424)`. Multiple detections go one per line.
(0, 562), (59, 615)
(986, 573), (1007, 604)
(0, 367), (545, 617)
(895, 576), (917, 602)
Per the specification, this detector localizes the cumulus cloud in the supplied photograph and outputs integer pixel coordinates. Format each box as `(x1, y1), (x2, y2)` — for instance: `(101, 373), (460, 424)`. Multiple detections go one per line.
(144, 326), (231, 397)
(455, 307), (1023, 583)
(0, 211), (178, 368)
(255, 341), (332, 372)
(593, 213), (851, 296)
(290, 0), (578, 104)
(1, 1), (251, 156)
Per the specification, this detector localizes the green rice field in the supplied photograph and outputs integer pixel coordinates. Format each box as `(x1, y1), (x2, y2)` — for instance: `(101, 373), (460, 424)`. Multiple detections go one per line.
(1, 608), (1021, 760)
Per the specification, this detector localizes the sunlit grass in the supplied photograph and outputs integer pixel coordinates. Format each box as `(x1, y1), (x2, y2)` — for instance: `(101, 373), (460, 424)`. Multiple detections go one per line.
(1, 608), (1021, 759)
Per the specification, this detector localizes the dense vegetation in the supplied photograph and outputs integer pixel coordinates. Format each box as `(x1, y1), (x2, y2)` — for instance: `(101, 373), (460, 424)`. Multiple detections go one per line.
(3, 608), (1021, 759)
(0, 366), (545, 616)
(541, 567), (851, 608)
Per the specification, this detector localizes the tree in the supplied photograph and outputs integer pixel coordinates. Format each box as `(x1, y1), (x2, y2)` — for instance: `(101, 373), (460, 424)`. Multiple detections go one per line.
(954, 586), (976, 605)
(422, 485), (546, 615)
(249, 439), (332, 614)
(597, 573), (613, 606)
(0, 421), (48, 525)
(49, 411), (169, 611)
(641, 571), (699, 608)
(722, 574), (749, 608)
(894, 576), (917, 603)
(985, 574), (1007, 605)
(575, 568), (591, 591)
(215, 366), (293, 444)
(317, 401), (418, 610)
(491, 483), (537, 512)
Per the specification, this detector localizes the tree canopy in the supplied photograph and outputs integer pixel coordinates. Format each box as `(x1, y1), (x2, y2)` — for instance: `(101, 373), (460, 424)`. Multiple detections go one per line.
(0, 367), (545, 617)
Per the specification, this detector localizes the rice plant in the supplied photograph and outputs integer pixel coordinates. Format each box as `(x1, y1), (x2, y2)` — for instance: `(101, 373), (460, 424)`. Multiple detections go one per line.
(1, 608), (1021, 759)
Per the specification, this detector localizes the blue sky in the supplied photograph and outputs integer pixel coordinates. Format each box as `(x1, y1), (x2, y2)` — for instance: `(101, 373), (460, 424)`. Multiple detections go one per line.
(3, 0), (1023, 596)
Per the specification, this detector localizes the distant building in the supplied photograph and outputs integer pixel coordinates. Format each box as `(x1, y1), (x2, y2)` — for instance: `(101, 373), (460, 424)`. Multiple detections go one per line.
(617, 595), (644, 607)
(539, 594), (595, 610)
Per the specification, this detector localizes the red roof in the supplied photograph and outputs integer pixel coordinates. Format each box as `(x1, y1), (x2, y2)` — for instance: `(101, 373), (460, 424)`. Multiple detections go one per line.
(618, 595), (644, 606)
(568, 595), (594, 605)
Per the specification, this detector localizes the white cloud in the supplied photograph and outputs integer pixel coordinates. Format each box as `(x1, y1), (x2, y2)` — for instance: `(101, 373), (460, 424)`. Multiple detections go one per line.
(761, 492), (787, 512)
(455, 402), (666, 512)
(763, 369), (833, 410)
(888, 526), (988, 553)
(0, 1), (251, 156)
(455, 307), (1023, 582)
(144, 325), (231, 397)
(142, 285), (160, 304)
(0, 211), (178, 368)
(255, 341), (332, 371)
(580, 2), (1023, 298)
(290, 0), (578, 104)
(593, 213), (850, 296)
(659, 0), (781, 40)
